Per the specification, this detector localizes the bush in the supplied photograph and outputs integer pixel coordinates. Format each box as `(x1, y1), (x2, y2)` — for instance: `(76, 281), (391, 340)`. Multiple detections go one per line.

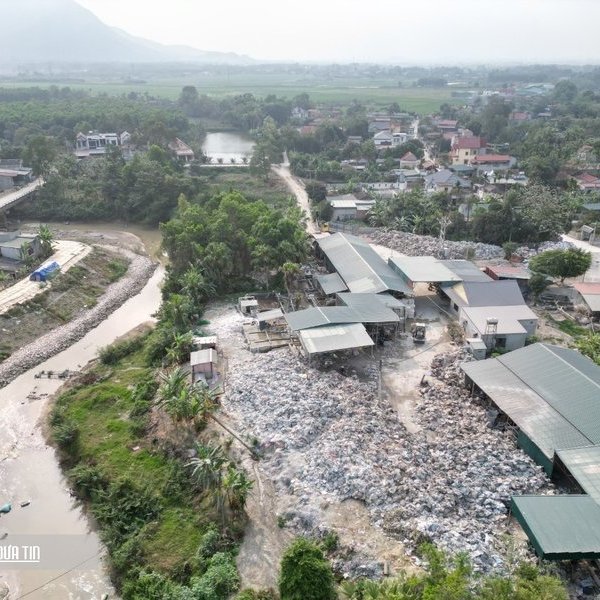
(68, 464), (108, 500)
(279, 538), (336, 600)
(99, 336), (145, 365)
(190, 552), (240, 600)
(107, 259), (128, 282)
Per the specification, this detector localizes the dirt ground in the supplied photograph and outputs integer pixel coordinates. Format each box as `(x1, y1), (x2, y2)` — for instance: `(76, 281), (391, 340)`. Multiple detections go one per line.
(202, 288), (455, 589)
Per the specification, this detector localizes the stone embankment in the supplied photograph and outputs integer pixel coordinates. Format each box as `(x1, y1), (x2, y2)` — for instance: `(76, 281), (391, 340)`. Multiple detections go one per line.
(0, 248), (156, 386)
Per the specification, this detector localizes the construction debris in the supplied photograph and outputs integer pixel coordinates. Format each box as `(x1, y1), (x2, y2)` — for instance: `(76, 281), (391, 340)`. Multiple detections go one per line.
(213, 305), (551, 574)
(367, 229), (504, 260)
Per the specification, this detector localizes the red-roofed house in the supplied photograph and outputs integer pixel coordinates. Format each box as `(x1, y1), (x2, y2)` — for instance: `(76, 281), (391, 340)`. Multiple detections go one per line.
(572, 173), (600, 192)
(572, 282), (600, 318)
(400, 151), (419, 169)
(451, 136), (486, 165)
(470, 154), (516, 171)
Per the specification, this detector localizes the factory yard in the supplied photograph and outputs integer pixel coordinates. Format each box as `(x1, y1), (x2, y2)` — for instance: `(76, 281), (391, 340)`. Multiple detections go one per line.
(205, 295), (550, 585)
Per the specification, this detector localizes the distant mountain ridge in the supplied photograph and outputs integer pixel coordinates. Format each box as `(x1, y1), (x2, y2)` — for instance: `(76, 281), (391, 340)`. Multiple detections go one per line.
(0, 0), (254, 65)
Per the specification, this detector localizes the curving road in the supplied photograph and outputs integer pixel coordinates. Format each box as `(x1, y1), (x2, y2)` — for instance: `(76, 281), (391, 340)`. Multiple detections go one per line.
(272, 153), (319, 235)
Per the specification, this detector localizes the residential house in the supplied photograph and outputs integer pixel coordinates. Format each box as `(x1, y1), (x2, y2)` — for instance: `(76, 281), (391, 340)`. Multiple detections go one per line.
(470, 154), (516, 173)
(0, 230), (41, 263)
(442, 279), (537, 351)
(424, 169), (471, 194)
(0, 160), (33, 191)
(347, 135), (363, 145)
(291, 106), (309, 121)
(373, 130), (393, 148)
(368, 118), (392, 134)
(572, 173), (600, 192)
(399, 151), (419, 169)
(435, 119), (458, 133)
(168, 138), (195, 163)
(75, 131), (121, 158)
(572, 282), (600, 319)
(450, 136), (486, 165)
(328, 194), (375, 221)
(392, 132), (409, 146)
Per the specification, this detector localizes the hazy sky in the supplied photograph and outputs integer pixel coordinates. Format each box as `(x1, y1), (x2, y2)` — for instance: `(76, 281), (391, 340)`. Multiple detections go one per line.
(75, 0), (600, 64)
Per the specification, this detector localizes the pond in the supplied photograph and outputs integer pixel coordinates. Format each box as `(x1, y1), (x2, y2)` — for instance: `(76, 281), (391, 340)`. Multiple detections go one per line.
(201, 131), (255, 165)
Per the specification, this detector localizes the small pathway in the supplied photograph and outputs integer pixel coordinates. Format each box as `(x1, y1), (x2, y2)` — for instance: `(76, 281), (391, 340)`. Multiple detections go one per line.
(0, 240), (91, 314)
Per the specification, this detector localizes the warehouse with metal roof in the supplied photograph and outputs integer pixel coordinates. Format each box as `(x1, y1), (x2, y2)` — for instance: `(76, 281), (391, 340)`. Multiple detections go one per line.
(439, 259), (492, 283)
(388, 255), (462, 289)
(315, 272), (348, 296)
(316, 233), (412, 296)
(511, 495), (600, 560)
(297, 323), (374, 357)
(462, 343), (600, 474)
(285, 303), (400, 331)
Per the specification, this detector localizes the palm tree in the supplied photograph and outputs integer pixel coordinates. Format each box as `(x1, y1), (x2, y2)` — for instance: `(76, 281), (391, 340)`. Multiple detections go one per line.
(280, 261), (300, 296)
(37, 224), (54, 259)
(222, 466), (254, 513)
(187, 443), (227, 492)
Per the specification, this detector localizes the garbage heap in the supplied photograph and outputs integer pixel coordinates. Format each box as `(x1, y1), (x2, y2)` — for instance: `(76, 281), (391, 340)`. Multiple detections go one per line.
(221, 315), (550, 573)
(367, 229), (504, 260)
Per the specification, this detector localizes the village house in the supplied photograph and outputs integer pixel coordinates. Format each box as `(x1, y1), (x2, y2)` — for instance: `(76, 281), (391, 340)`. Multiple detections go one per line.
(399, 151), (419, 169)
(470, 154), (516, 173)
(0, 160), (33, 191)
(75, 131), (123, 158)
(450, 136), (486, 165)
(424, 169), (471, 194)
(572, 173), (600, 192)
(0, 230), (41, 264)
(168, 138), (195, 163)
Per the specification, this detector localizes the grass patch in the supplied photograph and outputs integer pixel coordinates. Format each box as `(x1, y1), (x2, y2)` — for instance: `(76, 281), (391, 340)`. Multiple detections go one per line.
(49, 332), (240, 597)
(552, 317), (587, 338)
(194, 169), (294, 211)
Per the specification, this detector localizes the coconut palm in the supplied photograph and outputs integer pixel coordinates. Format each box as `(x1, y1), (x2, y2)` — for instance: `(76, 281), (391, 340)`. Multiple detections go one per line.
(222, 466), (254, 513)
(187, 443), (228, 492)
(38, 224), (55, 258)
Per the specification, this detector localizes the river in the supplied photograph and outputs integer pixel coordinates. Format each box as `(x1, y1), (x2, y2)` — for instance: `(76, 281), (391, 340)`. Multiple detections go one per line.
(201, 132), (255, 164)
(0, 262), (164, 599)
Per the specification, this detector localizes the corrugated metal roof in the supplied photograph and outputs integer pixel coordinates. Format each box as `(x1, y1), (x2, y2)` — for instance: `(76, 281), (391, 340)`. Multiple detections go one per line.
(499, 344), (600, 442)
(462, 304), (538, 335)
(460, 280), (526, 307)
(334, 294), (401, 323)
(318, 233), (412, 295)
(440, 260), (492, 282)
(298, 323), (374, 355)
(580, 293), (600, 312)
(388, 256), (462, 284)
(256, 308), (284, 322)
(556, 446), (600, 503)
(316, 273), (348, 295)
(485, 263), (531, 280)
(190, 349), (217, 365)
(285, 302), (399, 331)
(337, 292), (405, 310)
(511, 495), (600, 560)
(462, 344), (600, 460)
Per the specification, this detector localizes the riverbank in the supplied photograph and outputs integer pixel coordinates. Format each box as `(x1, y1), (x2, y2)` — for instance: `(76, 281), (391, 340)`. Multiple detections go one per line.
(0, 246), (156, 386)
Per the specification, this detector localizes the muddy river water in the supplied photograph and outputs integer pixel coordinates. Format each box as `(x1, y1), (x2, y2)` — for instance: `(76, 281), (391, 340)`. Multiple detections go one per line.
(0, 240), (164, 599)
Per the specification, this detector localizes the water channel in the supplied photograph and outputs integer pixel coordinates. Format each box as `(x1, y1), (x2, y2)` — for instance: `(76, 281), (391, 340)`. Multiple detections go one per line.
(201, 131), (255, 164)
(0, 232), (164, 598)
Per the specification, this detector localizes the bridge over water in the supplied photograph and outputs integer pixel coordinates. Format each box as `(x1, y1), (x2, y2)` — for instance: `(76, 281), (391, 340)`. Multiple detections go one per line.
(0, 178), (44, 212)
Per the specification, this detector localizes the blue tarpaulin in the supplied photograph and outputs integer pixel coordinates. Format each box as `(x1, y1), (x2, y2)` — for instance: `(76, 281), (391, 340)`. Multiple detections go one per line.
(30, 261), (60, 282)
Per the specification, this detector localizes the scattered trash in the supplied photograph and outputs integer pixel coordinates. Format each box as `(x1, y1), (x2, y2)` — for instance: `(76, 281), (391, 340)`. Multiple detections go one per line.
(0, 504), (11, 515)
(19, 500), (30, 508)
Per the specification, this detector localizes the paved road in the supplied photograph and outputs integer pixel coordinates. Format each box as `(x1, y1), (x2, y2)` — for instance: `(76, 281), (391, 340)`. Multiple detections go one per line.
(0, 240), (91, 314)
(272, 154), (320, 235)
(0, 178), (44, 211)
(562, 234), (600, 282)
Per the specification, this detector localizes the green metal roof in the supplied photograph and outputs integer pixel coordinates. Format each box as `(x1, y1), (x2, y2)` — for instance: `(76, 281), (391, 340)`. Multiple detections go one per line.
(556, 446), (600, 504)
(285, 302), (399, 331)
(462, 343), (600, 461)
(388, 255), (462, 284)
(511, 495), (600, 560)
(316, 272), (348, 295)
(318, 233), (412, 295)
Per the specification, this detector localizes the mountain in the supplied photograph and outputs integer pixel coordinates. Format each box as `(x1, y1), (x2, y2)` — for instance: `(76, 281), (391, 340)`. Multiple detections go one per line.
(0, 0), (254, 65)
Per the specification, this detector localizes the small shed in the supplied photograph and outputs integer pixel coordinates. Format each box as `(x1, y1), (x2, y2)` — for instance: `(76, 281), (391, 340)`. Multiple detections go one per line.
(190, 349), (218, 381)
(465, 337), (487, 360)
(192, 336), (217, 350)
(572, 282), (600, 318)
(239, 295), (258, 316)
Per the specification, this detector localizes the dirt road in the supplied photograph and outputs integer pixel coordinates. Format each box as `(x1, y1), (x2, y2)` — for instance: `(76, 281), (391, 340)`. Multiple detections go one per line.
(0, 240), (91, 315)
(272, 156), (319, 235)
